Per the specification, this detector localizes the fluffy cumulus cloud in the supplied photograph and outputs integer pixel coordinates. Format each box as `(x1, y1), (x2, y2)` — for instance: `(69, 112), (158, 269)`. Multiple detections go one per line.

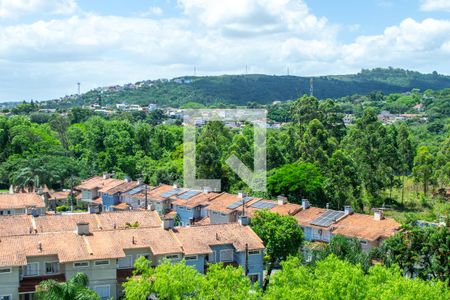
(420, 0), (450, 12)
(0, 0), (449, 101)
(0, 0), (78, 18)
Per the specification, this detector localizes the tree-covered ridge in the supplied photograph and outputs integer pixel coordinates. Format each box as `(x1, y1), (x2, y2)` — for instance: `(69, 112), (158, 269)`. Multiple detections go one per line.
(42, 68), (450, 108)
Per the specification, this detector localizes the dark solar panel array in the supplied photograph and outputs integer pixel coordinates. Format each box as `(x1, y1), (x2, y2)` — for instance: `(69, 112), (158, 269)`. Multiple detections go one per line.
(178, 190), (201, 200)
(251, 201), (276, 209)
(226, 197), (253, 209)
(310, 210), (345, 227)
(160, 188), (181, 198)
(127, 185), (145, 195)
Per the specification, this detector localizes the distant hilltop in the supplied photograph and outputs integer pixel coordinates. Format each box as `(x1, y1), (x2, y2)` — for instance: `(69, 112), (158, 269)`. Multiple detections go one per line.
(41, 68), (450, 108)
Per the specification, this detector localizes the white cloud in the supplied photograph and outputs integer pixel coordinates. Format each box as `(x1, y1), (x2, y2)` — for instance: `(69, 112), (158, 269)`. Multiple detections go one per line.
(420, 0), (450, 12)
(0, 0), (449, 101)
(0, 0), (78, 18)
(138, 6), (163, 17)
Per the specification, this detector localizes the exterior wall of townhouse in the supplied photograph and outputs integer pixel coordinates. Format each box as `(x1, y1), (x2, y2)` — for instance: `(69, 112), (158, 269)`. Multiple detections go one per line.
(121, 249), (153, 267)
(175, 205), (195, 226)
(101, 193), (120, 210)
(235, 250), (264, 286)
(303, 226), (313, 241)
(184, 255), (206, 273)
(24, 255), (64, 278)
(65, 259), (117, 299)
(0, 267), (20, 299)
(121, 195), (142, 209)
(81, 189), (96, 200)
(208, 210), (233, 224)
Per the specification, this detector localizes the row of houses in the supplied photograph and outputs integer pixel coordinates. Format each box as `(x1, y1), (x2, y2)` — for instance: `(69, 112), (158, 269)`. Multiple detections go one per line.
(0, 211), (264, 299)
(77, 175), (401, 250)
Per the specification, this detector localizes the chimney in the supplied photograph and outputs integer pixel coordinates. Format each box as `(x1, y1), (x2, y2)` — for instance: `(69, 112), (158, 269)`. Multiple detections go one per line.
(125, 176), (131, 183)
(374, 210), (384, 221)
(277, 195), (287, 206)
(38, 242), (42, 252)
(238, 215), (249, 226)
(344, 206), (353, 215)
(103, 173), (110, 180)
(203, 187), (211, 194)
(137, 179), (144, 185)
(237, 191), (246, 199)
(76, 222), (90, 235)
(161, 217), (174, 230)
(301, 199), (310, 209)
(173, 183), (179, 189)
(326, 203), (330, 209)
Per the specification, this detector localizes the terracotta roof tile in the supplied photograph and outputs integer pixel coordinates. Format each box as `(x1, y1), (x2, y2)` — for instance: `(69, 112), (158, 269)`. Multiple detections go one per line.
(0, 193), (45, 210)
(103, 181), (141, 195)
(332, 213), (400, 241)
(171, 192), (220, 209)
(173, 223), (264, 255)
(293, 207), (327, 227)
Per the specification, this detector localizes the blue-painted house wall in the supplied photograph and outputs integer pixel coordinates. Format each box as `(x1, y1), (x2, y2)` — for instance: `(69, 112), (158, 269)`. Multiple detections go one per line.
(101, 192), (120, 210)
(175, 205), (203, 226)
(235, 249), (264, 286)
(303, 226), (313, 241)
(175, 205), (195, 226)
(184, 255), (207, 273)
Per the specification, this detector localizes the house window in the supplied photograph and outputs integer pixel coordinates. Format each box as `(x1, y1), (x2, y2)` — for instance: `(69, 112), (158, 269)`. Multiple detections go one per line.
(0, 268), (11, 274)
(165, 254), (180, 260)
(45, 262), (60, 274)
(208, 251), (216, 263)
(0, 295), (12, 300)
(73, 261), (89, 268)
(360, 240), (368, 245)
(23, 262), (39, 277)
(178, 206), (185, 211)
(220, 213), (226, 216)
(186, 208), (192, 211)
(219, 249), (233, 262)
(94, 285), (110, 300)
(136, 254), (150, 260)
(248, 250), (261, 255)
(184, 255), (197, 261)
(118, 255), (133, 268)
(248, 274), (259, 284)
(94, 260), (110, 266)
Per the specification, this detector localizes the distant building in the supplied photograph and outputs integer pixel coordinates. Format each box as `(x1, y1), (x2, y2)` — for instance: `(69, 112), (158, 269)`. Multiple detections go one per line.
(0, 193), (46, 216)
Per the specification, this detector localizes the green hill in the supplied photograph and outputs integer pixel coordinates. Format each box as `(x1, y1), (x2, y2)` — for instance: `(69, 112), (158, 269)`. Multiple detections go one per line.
(45, 68), (450, 108)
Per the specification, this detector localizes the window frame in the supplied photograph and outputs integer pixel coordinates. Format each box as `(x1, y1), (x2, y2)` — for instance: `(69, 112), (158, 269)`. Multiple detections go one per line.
(23, 262), (39, 277)
(117, 255), (133, 269)
(44, 261), (60, 275)
(93, 284), (110, 300)
(73, 261), (90, 268)
(248, 250), (261, 256)
(0, 268), (11, 274)
(219, 249), (234, 262)
(184, 255), (198, 261)
(94, 260), (110, 266)
(0, 295), (12, 300)
(165, 254), (180, 260)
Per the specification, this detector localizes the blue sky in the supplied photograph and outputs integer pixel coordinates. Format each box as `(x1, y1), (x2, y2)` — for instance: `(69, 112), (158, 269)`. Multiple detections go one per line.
(0, 0), (449, 102)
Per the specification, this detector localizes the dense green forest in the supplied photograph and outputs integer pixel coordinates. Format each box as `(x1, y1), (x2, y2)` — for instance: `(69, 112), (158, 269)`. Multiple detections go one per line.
(1, 87), (448, 222)
(40, 68), (450, 108)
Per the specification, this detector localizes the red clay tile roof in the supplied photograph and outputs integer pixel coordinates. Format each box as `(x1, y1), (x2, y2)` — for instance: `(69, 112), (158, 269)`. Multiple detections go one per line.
(332, 213), (400, 241)
(0, 193), (45, 210)
(293, 207), (327, 227)
(103, 181), (140, 195)
(0, 210), (162, 237)
(171, 192), (220, 209)
(111, 202), (131, 210)
(173, 223), (264, 255)
(147, 184), (184, 202)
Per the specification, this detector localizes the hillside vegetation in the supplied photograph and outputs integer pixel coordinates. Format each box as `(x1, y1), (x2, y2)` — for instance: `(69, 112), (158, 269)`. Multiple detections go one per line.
(44, 68), (450, 108)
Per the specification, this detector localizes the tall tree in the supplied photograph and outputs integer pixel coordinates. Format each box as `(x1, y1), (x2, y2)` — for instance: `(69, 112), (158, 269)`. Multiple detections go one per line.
(397, 123), (414, 203)
(251, 210), (304, 288)
(413, 146), (434, 195)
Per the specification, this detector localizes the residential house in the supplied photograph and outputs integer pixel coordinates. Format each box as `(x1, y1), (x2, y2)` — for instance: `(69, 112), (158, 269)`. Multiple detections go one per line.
(0, 193), (46, 216)
(170, 189), (220, 226)
(146, 184), (185, 214)
(75, 175), (123, 212)
(99, 180), (141, 211)
(0, 211), (264, 299)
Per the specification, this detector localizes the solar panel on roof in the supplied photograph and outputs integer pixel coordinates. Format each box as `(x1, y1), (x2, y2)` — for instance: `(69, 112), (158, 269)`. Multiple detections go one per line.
(160, 188), (181, 198)
(250, 201), (276, 209)
(310, 210), (345, 227)
(127, 185), (145, 195)
(226, 197), (253, 209)
(178, 190), (201, 200)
